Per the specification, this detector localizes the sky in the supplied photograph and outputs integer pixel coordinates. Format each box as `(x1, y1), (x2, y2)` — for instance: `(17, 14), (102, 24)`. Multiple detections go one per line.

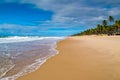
(0, 0), (120, 36)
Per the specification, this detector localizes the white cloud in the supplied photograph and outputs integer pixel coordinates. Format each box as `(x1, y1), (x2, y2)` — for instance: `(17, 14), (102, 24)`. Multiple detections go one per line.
(91, 16), (105, 21)
(1, 0), (120, 28)
(108, 8), (120, 16)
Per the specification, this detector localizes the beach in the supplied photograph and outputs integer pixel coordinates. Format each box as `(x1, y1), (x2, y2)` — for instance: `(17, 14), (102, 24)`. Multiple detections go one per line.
(17, 36), (120, 80)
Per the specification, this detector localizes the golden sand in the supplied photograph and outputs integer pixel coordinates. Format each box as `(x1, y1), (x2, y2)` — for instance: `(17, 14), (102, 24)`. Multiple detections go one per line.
(17, 36), (120, 80)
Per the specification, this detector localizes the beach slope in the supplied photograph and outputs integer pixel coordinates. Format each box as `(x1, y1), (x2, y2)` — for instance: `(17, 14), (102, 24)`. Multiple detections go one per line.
(17, 36), (120, 80)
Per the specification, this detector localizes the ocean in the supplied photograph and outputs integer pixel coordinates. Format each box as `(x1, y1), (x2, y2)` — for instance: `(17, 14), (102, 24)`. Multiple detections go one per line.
(0, 36), (64, 80)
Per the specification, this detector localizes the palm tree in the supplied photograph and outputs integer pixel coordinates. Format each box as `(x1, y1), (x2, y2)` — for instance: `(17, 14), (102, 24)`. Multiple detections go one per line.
(115, 20), (120, 34)
(102, 20), (107, 27)
(97, 24), (103, 34)
(74, 16), (120, 36)
(116, 20), (120, 27)
(109, 16), (114, 23)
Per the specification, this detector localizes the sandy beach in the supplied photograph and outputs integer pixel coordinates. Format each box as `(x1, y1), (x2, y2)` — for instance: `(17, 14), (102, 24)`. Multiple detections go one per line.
(17, 36), (120, 80)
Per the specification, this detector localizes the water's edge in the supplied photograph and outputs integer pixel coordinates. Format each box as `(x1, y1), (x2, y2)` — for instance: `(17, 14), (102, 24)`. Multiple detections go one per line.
(1, 38), (64, 80)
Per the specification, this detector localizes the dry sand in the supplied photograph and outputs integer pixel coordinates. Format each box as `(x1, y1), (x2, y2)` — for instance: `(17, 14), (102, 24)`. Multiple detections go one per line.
(17, 36), (120, 80)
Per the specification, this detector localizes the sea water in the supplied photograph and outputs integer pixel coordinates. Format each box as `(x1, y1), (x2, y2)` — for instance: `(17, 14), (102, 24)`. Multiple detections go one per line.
(0, 36), (64, 80)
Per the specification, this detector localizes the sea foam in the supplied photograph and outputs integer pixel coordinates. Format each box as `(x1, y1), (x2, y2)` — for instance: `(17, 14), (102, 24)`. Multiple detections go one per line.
(0, 36), (64, 80)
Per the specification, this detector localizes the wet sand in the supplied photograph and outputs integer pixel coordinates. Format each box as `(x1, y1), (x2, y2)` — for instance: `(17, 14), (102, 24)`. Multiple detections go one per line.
(17, 36), (120, 80)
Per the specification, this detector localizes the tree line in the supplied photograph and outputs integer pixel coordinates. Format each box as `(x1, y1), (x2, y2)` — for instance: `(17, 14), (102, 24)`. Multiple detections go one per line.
(74, 16), (120, 36)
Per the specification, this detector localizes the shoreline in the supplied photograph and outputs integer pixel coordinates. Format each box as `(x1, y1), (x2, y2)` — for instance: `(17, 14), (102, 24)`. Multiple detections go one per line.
(17, 36), (120, 80)
(1, 37), (63, 80)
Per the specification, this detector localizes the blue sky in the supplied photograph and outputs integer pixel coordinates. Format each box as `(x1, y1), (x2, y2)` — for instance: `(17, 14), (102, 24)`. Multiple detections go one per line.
(0, 0), (120, 36)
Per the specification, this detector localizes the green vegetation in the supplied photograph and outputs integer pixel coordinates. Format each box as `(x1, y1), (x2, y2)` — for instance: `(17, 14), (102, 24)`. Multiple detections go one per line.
(74, 16), (120, 36)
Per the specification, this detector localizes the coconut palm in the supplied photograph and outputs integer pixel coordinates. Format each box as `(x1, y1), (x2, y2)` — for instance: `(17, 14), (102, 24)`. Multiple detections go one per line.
(97, 24), (103, 34)
(109, 16), (114, 23)
(115, 20), (120, 34)
(73, 16), (120, 36)
(115, 20), (120, 27)
(102, 20), (107, 27)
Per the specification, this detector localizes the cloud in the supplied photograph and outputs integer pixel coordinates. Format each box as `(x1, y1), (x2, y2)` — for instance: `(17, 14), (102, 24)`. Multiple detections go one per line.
(108, 8), (120, 16)
(0, 24), (41, 35)
(0, 23), (81, 36)
(22, 0), (120, 27)
(1, 0), (120, 28)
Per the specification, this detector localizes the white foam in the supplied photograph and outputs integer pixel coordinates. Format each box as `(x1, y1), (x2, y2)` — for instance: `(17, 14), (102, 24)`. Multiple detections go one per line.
(0, 36), (42, 43)
(0, 59), (46, 80)
(0, 65), (15, 79)
(0, 36), (65, 44)
(0, 37), (64, 80)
